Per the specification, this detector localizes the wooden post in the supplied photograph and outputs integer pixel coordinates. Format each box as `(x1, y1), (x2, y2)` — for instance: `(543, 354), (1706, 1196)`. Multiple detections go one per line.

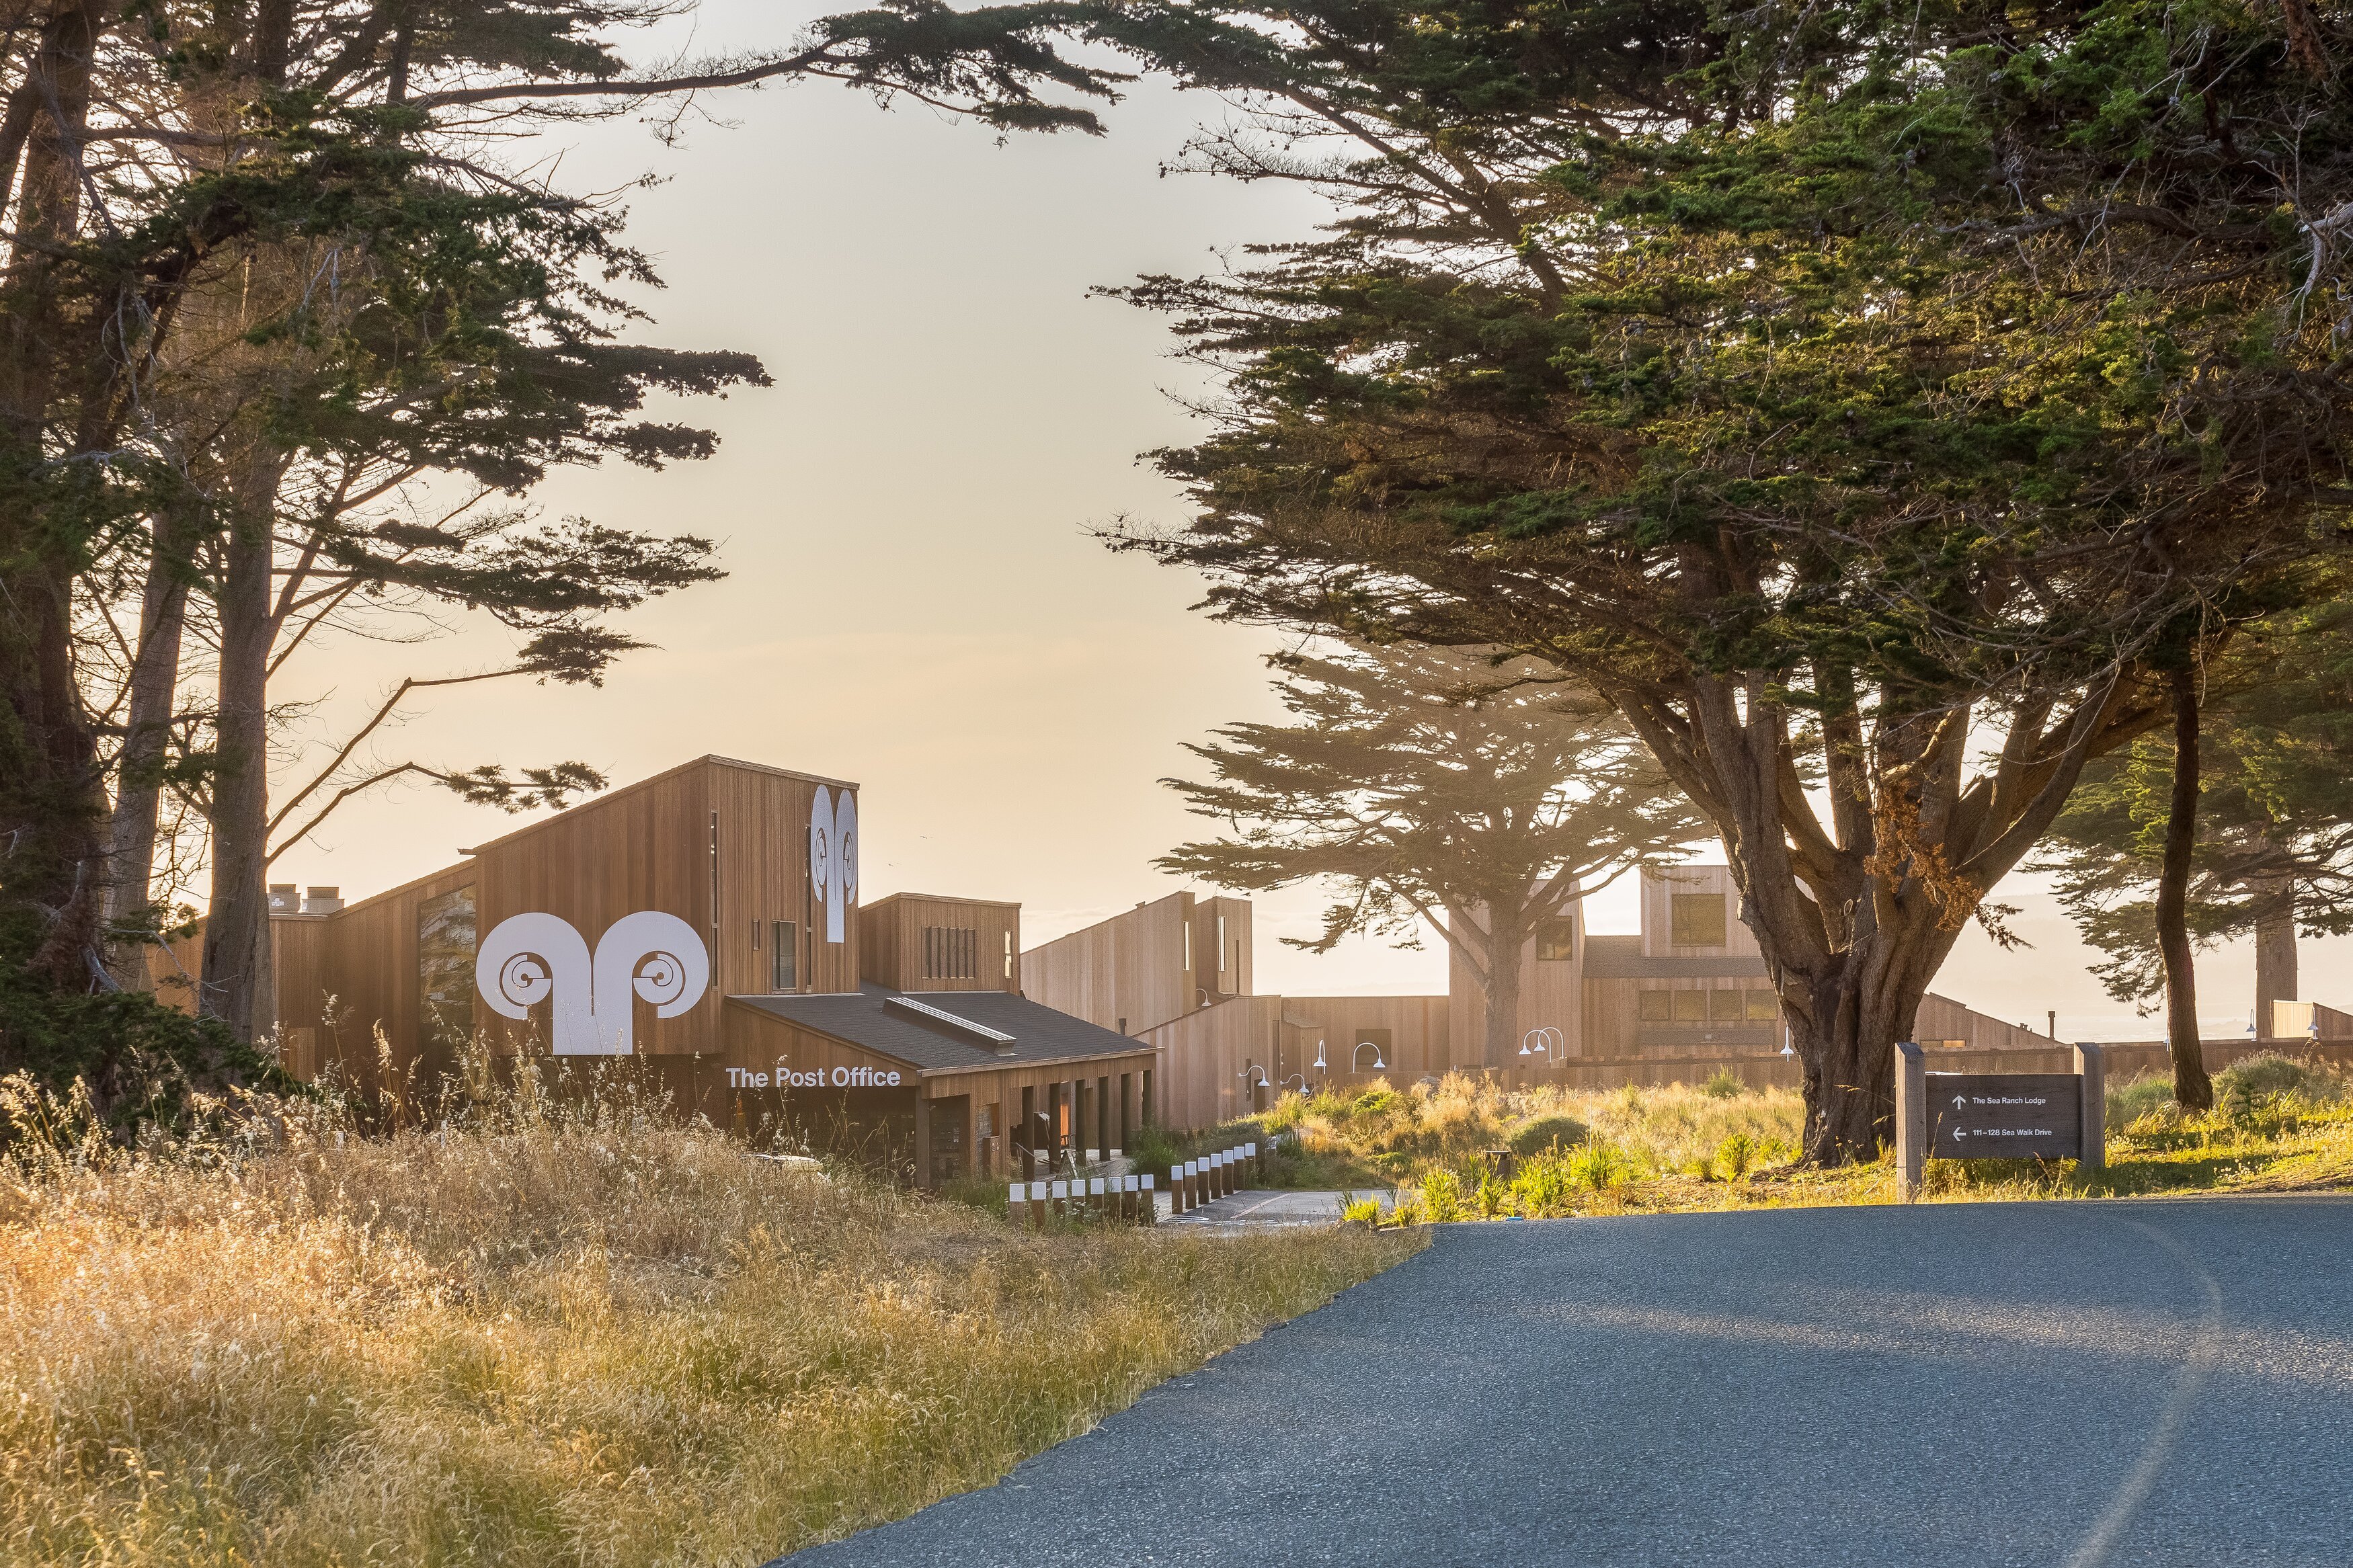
(1140, 1173), (1156, 1224)
(1008, 1181), (1026, 1227)
(1895, 1040), (1925, 1200)
(1141, 1067), (1154, 1128)
(1050, 1178), (1068, 1218)
(1020, 1085), (1037, 1181)
(1076, 1079), (1092, 1166)
(1089, 1175), (1106, 1215)
(913, 1096), (934, 1190)
(1097, 1075), (1113, 1158)
(2075, 1041), (2106, 1171)
(1118, 1072), (1133, 1157)
(1029, 1180), (1048, 1230)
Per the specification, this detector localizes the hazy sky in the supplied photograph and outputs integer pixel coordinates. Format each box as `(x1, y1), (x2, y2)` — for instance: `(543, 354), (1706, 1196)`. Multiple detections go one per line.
(264, 0), (2345, 1040)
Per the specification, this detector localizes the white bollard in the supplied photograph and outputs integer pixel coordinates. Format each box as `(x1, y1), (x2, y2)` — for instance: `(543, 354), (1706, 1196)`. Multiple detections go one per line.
(1008, 1181), (1027, 1225)
(1140, 1172), (1156, 1224)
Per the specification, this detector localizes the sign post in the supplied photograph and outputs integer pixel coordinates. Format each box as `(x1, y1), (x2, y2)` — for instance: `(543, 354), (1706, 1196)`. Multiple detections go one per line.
(1895, 1041), (2105, 1200)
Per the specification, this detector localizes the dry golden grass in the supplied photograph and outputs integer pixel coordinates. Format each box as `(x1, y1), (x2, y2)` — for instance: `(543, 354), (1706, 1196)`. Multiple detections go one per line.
(0, 1080), (1414, 1567)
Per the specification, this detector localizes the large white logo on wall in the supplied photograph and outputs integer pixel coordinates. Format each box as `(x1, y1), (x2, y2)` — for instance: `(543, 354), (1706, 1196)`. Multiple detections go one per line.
(475, 911), (711, 1055)
(809, 784), (858, 944)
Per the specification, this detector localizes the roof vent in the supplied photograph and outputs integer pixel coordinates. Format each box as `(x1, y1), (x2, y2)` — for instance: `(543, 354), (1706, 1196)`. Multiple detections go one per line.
(885, 994), (1017, 1055)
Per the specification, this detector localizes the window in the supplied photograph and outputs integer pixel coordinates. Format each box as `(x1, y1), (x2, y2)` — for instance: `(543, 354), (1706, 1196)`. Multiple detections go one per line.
(922, 925), (978, 981)
(1747, 989), (1780, 1023)
(417, 886), (477, 1050)
(1536, 917), (1578, 962)
(1638, 991), (1671, 1022)
(1708, 988), (1745, 1024)
(771, 921), (798, 991)
(1670, 893), (1728, 948)
(1671, 989), (1706, 1023)
(1002, 930), (1014, 982)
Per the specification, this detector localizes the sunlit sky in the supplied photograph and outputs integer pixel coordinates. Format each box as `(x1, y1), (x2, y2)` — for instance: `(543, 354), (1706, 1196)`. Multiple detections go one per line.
(261, 0), (2344, 1041)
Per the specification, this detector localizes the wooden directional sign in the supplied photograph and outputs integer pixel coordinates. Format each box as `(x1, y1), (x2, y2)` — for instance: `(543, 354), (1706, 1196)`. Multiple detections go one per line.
(1894, 1041), (2105, 1198)
(1925, 1074), (2081, 1159)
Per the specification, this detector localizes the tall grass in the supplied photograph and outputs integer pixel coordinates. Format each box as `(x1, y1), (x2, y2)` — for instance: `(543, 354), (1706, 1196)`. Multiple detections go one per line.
(0, 1069), (1412, 1567)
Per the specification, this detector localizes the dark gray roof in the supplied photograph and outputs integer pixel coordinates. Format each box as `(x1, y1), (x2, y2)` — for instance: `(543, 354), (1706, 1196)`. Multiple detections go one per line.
(729, 985), (1153, 1075)
(1583, 934), (1771, 980)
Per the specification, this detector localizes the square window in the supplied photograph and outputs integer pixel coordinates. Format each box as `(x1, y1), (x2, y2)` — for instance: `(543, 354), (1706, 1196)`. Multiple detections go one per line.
(1671, 894), (1728, 948)
(1638, 991), (1671, 1022)
(1709, 988), (1744, 1024)
(1535, 917), (1578, 962)
(1671, 990), (1706, 1023)
(1747, 989), (1779, 1023)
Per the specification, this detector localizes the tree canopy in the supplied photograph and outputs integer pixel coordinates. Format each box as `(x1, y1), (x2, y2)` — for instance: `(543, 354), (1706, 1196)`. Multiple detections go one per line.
(1096, 0), (2353, 1158)
(1162, 644), (1708, 1063)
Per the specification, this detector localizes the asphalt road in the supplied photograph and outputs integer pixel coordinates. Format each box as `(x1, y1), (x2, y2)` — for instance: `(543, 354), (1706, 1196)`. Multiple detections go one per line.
(778, 1198), (2353, 1567)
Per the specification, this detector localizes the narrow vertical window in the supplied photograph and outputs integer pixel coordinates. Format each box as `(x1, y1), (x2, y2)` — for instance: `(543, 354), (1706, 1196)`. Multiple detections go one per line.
(771, 921), (797, 991)
(417, 885), (478, 1052)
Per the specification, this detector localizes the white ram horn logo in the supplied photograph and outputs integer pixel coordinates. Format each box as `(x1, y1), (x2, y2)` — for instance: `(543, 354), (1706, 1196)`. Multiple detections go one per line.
(475, 910), (710, 1055)
(809, 784), (858, 944)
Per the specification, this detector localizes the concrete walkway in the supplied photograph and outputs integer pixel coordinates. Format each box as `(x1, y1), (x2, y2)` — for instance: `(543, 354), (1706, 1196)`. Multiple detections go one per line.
(1158, 1188), (1356, 1229)
(779, 1196), (2353, 1567)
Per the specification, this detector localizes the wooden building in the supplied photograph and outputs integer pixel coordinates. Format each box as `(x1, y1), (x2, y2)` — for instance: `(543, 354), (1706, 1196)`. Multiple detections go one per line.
(1018, 891), (1251, 1036)
(185, 755), (1150, 1184)
(1055, 865), (2058, 1128)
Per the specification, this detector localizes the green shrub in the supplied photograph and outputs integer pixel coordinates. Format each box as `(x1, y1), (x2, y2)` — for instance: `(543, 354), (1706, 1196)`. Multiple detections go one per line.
(1507, 1115), (1589, 1157)
(1569, 1140), (1629, 1192)
(1474, 1169), (1508, 1217)
(1509, 1154), (1577, 1217)
(1702, 1069), (1744, 1099)
(1126, 1124), (1187, 1173)
(1339, 1192), (1383, 1226)
(1420, 1168), (1464, 1222)
(1716, 1132), (1755, 1182)
(1352, 1088), (1404, 1118)
(2217, 1052), (2338, 1104)
(1388, 1190), (1426, 1227)
(2106, 1074), (2176, 1129)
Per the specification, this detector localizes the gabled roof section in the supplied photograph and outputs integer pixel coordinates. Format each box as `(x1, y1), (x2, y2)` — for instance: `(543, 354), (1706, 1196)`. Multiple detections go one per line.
(730, 985), (1153, 1074)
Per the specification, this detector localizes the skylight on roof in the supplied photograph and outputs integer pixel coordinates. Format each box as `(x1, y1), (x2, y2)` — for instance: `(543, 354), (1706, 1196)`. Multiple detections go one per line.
(884, 994), (1015, 1043)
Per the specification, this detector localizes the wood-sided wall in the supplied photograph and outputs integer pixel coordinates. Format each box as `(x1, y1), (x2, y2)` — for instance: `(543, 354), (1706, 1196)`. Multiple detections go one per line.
(1142, 994), (1281, 1132)
(859, 893), (1022, 993)
(1281, 995), (1453, 1085)
(1449, 915), (1584, 1069)
(1640, 865), (1763, 960)
(260, 755), (858, 1082)
(1021, 892), (1195, 1035)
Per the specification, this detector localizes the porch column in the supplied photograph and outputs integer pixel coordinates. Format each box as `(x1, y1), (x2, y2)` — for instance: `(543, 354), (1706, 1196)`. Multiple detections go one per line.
(1020, 1084), (1037, 1180)
(912, 1095), (934, 1190)
(1118, 1072), (1133, 1157)
(1096, 1075), (1113, 1156)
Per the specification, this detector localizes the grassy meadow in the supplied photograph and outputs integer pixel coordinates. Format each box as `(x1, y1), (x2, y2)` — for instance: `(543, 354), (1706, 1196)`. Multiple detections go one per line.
(1232, 1053), (2353, 1223)
(0, 1071), (1415, 1568)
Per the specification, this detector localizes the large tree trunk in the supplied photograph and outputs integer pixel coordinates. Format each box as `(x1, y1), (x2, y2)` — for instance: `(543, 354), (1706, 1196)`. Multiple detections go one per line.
(2157, 669), (2214, 1110)
(2250, 835), (2296, 1039)
(198, 481), (278, 1040)
(1, 2), (111, 991)
(1481, 911), (1527, 1069)
(103, 506), (201, 987)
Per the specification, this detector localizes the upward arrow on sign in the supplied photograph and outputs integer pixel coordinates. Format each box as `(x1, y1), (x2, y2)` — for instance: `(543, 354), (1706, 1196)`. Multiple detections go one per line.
(1952, 1095), (1966, 1110)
